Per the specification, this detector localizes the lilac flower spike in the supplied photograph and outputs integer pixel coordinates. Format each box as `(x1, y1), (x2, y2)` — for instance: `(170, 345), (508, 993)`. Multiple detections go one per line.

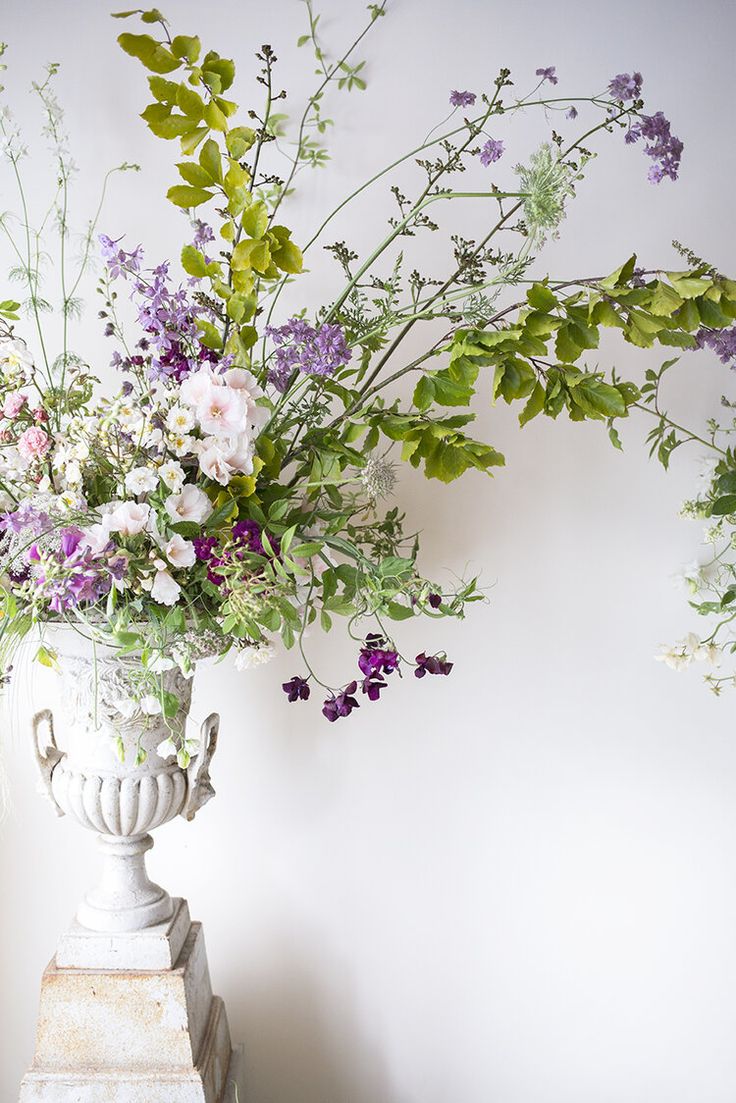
(536, 66), (558, 85)
(450, 90), (476, 108)
(266, 317), (351, 392)
(479, 139), (504, 167)
(608, 71), (643, 103)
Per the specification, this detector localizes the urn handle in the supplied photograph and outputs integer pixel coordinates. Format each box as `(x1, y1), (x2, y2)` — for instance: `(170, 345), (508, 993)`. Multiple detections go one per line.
(32, 708), (65, 817)
(181, 712), (219, 823)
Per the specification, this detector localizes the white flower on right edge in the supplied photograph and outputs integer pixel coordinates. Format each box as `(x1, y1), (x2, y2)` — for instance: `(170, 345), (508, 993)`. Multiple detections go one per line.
(655, 632), (721, 671)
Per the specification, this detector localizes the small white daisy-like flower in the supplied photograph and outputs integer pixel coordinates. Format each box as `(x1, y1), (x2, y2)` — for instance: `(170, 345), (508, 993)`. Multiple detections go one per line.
(159, 459), (185, 492)
(169, 433), (195, 457)
(166, 404), (195, 434)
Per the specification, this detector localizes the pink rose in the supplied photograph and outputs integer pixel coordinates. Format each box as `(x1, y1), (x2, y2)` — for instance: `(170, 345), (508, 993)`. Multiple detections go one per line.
(3, 391), (27, 418)
(17, 425), (50, 463)
(33, 407), (49, 422)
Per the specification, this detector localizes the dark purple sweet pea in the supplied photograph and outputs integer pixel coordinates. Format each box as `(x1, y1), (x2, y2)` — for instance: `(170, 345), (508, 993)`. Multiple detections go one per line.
(414, 652), (454, 678)
(428, 592), (442, 609)
(282, 676), (311, 702)
(450, 90), (476, 108)
(362, 674), (387, 701)
(479, 139), (504, 167)
(535, 66), (558, 85)
(608, 71), (643, 103)
(322, 682), (360, 722)
(358, 634), (400, 677)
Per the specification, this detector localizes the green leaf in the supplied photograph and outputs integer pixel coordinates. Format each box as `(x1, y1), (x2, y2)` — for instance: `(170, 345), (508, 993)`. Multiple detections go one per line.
(413, 375), (435, 411)
(181, 244), (208, 277)
(179, 127), (208, 155)
(271, 235), (303, 275)
(518, 381), (545, 427)
(148, 75), (179, 102)
(226, 126), (256, 159)
(166, 184), (214, 208)
(241, 200), (268, 239)
(526, 283), (557, 311)
(171, 34), (201, 63)
(570, 378), (626, 420)
(232, 238), (271, 273)
(176, 83), (205, 120)
(599, 254), (637, 290)
(712, 495), (736, 516)
(204, 100), (228, 131)
(199, 137), (222, 183)
(649, 281), (684, 316)
(117, 32), (181, 74)
(177, 161), (214, 187)
(666, 274), (714, 298)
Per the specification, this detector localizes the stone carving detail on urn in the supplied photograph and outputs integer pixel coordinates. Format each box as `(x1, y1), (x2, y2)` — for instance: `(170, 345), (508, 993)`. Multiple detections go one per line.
(31, 631), (219, 934)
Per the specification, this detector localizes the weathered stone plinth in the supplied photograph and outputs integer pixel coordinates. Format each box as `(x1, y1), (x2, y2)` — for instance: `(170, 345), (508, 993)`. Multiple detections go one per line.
(19, 910), (243, 1103)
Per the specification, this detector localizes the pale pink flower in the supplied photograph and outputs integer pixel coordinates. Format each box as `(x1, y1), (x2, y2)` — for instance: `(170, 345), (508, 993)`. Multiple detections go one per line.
(17, 425), (50, 462)
(179, 366), (218, 407)
(165, 533), (196, 569)
(108, 500), (151, 537)
(3, 391), (27, 418)
(225, 367), (268, 432)
(197, 441), (232, 486)
(151, 568), (181, 606)
(196, 384), (247, 437)
(165, 482), (213, 524)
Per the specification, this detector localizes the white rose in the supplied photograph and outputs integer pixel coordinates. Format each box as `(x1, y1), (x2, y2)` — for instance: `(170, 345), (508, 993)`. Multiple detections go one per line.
(150, 568), (181, 606)
(109, 500), (151, 537)
(165, 533), (196, 569)
(165, 482), (213, 524)
(125, 466), (158, 496)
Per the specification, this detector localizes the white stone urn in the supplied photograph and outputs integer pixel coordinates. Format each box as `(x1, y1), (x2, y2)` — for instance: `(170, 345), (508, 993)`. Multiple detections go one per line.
(31, 627), (219, 935)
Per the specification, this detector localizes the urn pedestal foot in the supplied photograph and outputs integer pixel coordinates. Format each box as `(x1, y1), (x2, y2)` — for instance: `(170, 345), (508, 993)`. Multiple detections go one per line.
(19, 907), (243, 1103)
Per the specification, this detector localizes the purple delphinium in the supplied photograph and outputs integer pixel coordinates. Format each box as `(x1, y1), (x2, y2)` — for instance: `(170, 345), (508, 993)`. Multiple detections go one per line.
(695, 326), (736, 367)
(535, 66), (558, 85)
(282, 675), (311, 702)
(450, 90), (476, 108)
(478, 138), (504, 167)
(566, 106), (578, 121)
(265, 318), (352, 392)
(608, 71), (643, 103)
(99, 234), (144, 280)
(322, 682), (360, 722)
(625, 111), (683, 183)
(414, 652), (454, 678)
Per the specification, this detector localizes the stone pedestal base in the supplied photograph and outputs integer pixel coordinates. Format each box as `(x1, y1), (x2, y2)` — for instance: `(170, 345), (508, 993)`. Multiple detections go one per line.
(19, 907), (243, 1103)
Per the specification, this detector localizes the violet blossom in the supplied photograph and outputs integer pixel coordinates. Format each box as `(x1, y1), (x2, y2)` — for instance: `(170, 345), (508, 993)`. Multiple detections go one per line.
(265, 318), (352, 392)
(695, 326), (736, 367)
(535, 66), (558, 85)
(608, 71), (643, 103)
(624, 111), (683, 183)
(450, 90), (476, 108)
(479, 138), (504, 167)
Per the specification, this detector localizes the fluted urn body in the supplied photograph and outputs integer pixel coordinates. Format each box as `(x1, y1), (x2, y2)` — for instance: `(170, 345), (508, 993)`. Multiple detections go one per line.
(33, 627), (219, 933)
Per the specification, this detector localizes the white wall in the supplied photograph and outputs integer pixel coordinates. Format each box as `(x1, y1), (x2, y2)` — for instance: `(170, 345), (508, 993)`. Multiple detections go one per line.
(1, 1), (736, 1100)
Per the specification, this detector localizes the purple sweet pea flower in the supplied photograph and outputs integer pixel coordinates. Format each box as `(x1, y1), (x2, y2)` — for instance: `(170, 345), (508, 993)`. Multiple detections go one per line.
(428, 592), (442, 609)
(536, 66), (558, 85)
(479, 138), (504, 167)
(450, 90), (476, 108)
(322, 682), (360, 722)
(358, 634), (400, 677)
(59, 527), (83, 558)
(414, 652), (454, 678)
(361, 674), (387, 701)
(282, 675), (311, 702)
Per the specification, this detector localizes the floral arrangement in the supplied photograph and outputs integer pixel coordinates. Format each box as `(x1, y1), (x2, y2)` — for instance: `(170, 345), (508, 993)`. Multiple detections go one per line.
(0, 3), (732, 751)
